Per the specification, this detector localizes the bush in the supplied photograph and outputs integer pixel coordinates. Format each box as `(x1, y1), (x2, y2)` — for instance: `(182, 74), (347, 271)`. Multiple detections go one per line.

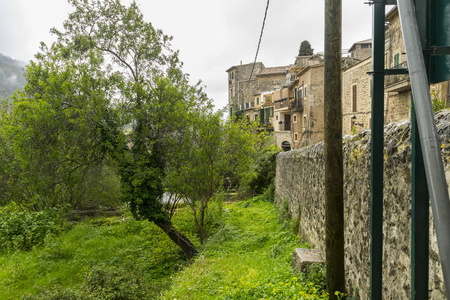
(23, 264), (161, 299)
(0, 209), (63, 252)
(307, 263), (327, 292)
(249, 145), (280, 195)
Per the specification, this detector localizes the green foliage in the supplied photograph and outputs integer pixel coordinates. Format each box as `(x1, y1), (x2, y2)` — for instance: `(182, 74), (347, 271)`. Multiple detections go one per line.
(165, 114), (258, 243)
(432, 90), (447, 112)
(0, 44), (119, 210)
(307, 263), (327, 292)
(249, 144), (281, 195)
(0, 209), (64, 252)
(162, 198), (328, 300)
(299, 40), (314, 56)
(0, 211), (190, 299)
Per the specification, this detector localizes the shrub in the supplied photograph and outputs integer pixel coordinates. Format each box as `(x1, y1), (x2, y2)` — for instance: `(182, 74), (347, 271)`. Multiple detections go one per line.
(0, 209), (64, 252)
(249, 145), (281, 195)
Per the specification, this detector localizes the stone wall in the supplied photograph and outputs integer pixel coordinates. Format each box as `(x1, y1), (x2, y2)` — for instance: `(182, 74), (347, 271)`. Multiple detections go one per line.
(342, 58), (373, 135)
(275, 110), (450, 299)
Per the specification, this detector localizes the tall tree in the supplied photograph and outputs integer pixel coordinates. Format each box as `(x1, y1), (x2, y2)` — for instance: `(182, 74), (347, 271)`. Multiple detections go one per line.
(165, 114), (258, 243)
(299, 40), (314, 56)
(0, 0), (213, 259)
(51, 0), (211, 259)
(0, 45), (116, 211)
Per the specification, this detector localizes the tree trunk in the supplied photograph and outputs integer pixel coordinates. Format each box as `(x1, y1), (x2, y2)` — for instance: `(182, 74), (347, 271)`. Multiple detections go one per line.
(155, 219), (197, 260)
(199, 205), (206, 244)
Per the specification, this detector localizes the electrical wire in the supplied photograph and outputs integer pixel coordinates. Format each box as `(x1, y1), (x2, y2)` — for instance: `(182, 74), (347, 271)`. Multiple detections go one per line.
(229, 0), (270, 111)
(244, 0), (270, 91)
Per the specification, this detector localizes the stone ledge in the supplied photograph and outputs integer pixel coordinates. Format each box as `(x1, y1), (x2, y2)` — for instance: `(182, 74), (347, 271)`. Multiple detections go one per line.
(292, 248), (324, 275)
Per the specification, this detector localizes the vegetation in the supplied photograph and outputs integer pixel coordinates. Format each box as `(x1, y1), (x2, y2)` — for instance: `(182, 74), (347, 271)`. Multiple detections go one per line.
(0, 0), (259, 259)
(0, 1), (328, 299)
(0, 198), (329, 299)
(161, 198), (328, 300)
(299, 40), (314, 56)
(166, 114), (259, 243)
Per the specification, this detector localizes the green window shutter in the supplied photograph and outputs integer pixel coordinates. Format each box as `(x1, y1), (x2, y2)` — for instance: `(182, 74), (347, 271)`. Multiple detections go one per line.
(394, 53), (399, 67)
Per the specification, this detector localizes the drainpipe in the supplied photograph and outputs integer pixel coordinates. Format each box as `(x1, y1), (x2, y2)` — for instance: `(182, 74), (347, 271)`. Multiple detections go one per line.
(398, 0), (450, 296)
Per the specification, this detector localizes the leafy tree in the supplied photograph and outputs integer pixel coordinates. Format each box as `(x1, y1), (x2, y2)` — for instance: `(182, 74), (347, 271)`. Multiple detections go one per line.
(165, 114), (258, 243)
(299, 40), (314, 56)
(46, 0), (212, 258)
(248, 144), (281, 196)
(0, 45), (117, 211)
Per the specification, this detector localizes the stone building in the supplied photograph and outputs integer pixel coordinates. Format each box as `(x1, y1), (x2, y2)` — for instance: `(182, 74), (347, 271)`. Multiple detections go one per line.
(289, 64), (325, 148)
(342, 57), (374, 135)
(226, 62), (264, 118)
(384, 6), (411, 124)
(348, 38), (372, 60)
(342, 6), (449, 136)
(272, 87), (292, 150)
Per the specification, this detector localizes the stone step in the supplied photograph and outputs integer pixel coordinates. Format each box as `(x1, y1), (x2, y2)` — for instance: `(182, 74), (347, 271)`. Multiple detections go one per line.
(292, 248), (324, 275)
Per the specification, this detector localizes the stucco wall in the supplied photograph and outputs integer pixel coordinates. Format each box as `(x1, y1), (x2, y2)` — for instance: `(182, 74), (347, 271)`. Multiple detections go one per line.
(275, 110), (450, 299)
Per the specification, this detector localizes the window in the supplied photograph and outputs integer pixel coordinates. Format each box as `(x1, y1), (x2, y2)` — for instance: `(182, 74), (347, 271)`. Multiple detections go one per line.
(394, 53), (400, 68)
(294, 88), (297, 100)
(298, 89), (303, 99)
(303, 115), (307, 131)
(295, 134), (298, 141)
(257, 97), (260, 105)
(352, 85), (357, 112)
(304, 86), (307, 98)
(293, 115), (297, 122)
(254, 114), (258, 121)
(276, 115), (278, 120)
(361, 44), (370, 49)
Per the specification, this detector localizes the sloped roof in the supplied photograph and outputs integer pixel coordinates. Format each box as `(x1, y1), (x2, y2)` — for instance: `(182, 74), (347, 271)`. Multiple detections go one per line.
(348, 38), (372, 52)
(257, 65), (294, 77)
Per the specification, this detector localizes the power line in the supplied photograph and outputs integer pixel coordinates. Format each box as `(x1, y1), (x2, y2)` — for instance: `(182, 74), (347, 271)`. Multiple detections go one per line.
(229, 0), (270, 112)
(244, 0), (270, 91)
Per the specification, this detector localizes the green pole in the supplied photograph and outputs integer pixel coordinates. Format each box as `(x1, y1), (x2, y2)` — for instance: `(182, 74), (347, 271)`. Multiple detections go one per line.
(411, 97), (430, 300)
(410, 1), (430, 297)
(324, 0), (345, 298)
(370, 1), (385, 299)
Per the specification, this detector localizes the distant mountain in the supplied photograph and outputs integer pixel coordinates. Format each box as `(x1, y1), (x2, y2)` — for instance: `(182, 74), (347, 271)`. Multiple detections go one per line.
(0, 53), (27, 98)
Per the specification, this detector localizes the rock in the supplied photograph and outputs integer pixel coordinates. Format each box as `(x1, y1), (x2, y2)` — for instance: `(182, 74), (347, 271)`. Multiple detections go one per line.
(292, 248), (324, 275)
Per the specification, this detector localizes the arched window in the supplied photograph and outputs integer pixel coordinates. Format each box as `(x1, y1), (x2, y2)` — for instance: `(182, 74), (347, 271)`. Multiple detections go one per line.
(281, 141), (291, 151)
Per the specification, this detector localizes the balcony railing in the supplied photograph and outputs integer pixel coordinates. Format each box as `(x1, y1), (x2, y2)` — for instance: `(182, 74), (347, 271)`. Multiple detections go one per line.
(274, 98), (290, 109)
(291, 99), (304, 112)
(385, 61), (409, 87)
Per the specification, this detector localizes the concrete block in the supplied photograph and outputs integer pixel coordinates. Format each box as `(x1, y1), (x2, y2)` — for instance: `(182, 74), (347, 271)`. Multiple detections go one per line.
(292, 248), (324, 275)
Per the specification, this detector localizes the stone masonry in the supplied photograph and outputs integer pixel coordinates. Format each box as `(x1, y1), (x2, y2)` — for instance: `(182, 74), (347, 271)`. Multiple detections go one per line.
(275, 110), (450, 299)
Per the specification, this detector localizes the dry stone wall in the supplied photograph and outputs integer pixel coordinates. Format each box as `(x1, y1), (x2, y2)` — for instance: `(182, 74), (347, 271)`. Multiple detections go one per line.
(275, 110), (450, 299)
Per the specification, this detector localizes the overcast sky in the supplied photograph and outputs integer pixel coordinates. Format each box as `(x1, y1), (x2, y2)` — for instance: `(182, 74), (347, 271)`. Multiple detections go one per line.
(0, 0), (373, 110)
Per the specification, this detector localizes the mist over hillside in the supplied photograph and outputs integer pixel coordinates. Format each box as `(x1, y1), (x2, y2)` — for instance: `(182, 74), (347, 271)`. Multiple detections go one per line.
(0, 53), (27, 98)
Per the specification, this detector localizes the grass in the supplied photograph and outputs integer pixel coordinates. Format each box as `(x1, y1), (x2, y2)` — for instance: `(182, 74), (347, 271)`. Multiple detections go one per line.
(0, 213), (190, 299)
(161, 198), (328, 300)
(0, 198), (328, 299)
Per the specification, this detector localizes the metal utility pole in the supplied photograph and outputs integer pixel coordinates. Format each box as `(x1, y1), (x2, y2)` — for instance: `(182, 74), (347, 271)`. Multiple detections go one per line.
(369, 1), (385, 299)
(398, 0), (450, 296)
(324, 0), (345, 298)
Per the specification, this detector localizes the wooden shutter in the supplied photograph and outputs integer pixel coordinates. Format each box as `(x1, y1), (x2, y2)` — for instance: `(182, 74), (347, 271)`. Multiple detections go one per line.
(352, 85), (357, 112)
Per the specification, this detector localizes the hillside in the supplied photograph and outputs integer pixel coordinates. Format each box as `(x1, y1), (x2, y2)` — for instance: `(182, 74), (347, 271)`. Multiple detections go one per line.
(0, 53), (27, 98)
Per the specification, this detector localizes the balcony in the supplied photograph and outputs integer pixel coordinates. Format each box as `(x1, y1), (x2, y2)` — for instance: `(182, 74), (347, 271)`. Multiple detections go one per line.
(385, 61), (410, 92)
(274, 98), (290, 110)
(262, 100), (273, 107)
(291, 99), (304, 112)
